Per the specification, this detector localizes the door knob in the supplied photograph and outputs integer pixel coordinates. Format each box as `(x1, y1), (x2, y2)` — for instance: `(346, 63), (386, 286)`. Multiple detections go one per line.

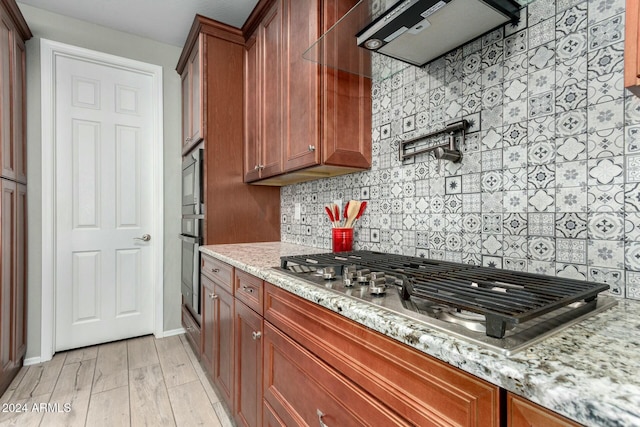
(134, 234), (151, 242)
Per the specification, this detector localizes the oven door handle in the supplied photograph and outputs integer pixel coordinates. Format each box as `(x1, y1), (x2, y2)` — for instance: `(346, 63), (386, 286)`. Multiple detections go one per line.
(179, 234), (200, 244)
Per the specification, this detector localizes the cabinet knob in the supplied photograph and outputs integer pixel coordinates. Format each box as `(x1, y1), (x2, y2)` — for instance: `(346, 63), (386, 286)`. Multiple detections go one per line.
(185, 137), (192, 143)
(317, 409), (329, 427)
(209, 293), (218, 299)
(308, 145), (316, 152)
(259, 164), (265, 170)
(186, 326), (193, 331)
(251, 331), (262, 340)
(254, 165), (260, 170)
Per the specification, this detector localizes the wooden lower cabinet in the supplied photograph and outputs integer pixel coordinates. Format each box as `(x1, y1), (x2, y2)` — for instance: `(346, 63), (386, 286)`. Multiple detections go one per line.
(263, 321), (409, 426)
(235, 300), (263, 427)
(264, 282), (500, 427)
(507, 393), (581, 427)
(198, 267), (581, 427)
(201, 273), (235, 409)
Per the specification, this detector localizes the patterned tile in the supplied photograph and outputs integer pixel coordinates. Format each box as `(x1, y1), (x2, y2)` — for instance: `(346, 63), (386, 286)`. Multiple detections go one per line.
(557, 263), (588, 281)
(503, 122), (528, 146)
(590, 184), (624, 212)
(588, 127), (624, 158)
(588, 212), (625, 240)
(445, 176), (462, 194)
(528, 189), (555, 212)
(587, 156), (624, 185)
(504, 213), (528, 235)
(504, 257), (528, 272)
(503, 167), (528, 190)
(505, 30), (528, 59)
(625, 242), (640, 271)
(556, 3), (588, 38)
(503, 236), (528, 258)
(625, 213), (640, 242)
(528, 236), (556, 261)
(556, 212), (588, 238)
(588, 239), (625, 269)
(528, 140), (556, 165)
(587, 14), (623, 52)
(556, 135), (587, 161)
(627, 155), (640, 183)
(503, 190), (528, 212)
(556, 160), (587, 188)
(556, 238), (587, 264)
(528, 165), (555, 189)
(528, 213), (555, 236)
(589, 267), (624, 297)
(482, 255), (503, 268)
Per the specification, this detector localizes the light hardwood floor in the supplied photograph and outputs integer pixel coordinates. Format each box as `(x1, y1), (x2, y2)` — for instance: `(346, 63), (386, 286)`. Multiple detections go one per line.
(0, 335), (235, 427)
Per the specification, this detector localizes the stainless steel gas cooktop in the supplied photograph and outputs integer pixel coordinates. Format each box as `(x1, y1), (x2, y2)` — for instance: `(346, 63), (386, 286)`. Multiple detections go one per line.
(277, 251), (617, 356)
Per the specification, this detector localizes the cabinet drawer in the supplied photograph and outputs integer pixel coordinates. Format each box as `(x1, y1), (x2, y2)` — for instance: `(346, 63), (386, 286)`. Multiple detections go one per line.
(201, 254), (233, 292)
(263, 322), (409, 427)
(264, 283), (500, 427)
(181, 304), (201, 357)
(507, 393), (580, 427)
(235, 270), (263, 315)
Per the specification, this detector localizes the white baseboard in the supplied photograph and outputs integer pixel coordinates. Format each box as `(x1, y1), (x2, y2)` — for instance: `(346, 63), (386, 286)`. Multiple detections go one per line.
(24, 357), (43, 366)
(160, 327), (185, 338)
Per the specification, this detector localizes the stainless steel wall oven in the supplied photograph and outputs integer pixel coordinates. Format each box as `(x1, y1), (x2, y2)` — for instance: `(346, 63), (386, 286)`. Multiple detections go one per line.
(181, 149), (204, 319)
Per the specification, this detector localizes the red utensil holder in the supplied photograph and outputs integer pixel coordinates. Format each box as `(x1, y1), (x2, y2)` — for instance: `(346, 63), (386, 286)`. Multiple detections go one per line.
(332, 228), (353, 252)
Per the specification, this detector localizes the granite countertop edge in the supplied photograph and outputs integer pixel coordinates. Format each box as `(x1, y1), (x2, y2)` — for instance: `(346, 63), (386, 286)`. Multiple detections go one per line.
(200, 242), (640, 427)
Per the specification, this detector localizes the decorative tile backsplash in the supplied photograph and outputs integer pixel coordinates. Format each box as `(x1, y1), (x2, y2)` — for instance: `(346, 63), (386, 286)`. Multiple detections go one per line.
(280, 0), (640, 300)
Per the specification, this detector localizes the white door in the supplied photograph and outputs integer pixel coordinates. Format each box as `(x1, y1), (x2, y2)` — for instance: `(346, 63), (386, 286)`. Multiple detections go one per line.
(53, 52), (156, 351)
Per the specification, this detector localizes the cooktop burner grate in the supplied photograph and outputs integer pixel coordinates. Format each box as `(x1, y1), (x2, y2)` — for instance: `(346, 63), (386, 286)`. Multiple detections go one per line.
(280, 251), (610, 338)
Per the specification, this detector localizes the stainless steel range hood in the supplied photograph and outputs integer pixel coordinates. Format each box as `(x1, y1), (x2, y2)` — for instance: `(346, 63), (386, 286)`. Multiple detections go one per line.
(304, 0), (527, 78)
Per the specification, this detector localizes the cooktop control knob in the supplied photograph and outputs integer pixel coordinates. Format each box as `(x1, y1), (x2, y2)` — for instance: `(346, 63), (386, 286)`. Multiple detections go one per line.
(340, 265), (356, 287)
(357, 269), (371, 283)
(321, 267), (336, 280)
(369, 277), (386, 295)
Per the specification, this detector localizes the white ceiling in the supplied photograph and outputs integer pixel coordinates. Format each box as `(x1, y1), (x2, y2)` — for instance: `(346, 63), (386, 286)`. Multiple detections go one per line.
(17, 0), (259, 47)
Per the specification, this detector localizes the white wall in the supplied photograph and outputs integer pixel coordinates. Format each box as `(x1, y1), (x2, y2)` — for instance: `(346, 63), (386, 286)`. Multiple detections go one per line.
(18, 3), (183, 359)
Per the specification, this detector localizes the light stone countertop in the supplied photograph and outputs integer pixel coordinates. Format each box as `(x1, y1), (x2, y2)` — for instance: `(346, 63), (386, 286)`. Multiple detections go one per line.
(201, 242), (640, 427)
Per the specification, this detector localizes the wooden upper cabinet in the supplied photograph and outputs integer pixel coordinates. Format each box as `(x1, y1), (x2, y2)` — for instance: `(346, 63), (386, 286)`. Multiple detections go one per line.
(243, 33), (261, 183)
(181, 35), (203, 154)
(12, 34), (25, 183)
(244, 0), (285, 182)
(244, 0), (371, 185)
(0, 13), (12, 180)
(282, 0), (320, 171)
(507, 393), (581, 427)
(626, 0), (640, 96)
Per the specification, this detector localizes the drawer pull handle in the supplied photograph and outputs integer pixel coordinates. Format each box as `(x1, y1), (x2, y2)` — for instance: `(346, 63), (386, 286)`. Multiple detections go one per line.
(186, 326), (193, 331)
(211, 268), (220, 273)
(209, 293), (218, 299)
(242, 285), (254, 293)
(251, 331), (262, 340)
(317, 409), (328, 427)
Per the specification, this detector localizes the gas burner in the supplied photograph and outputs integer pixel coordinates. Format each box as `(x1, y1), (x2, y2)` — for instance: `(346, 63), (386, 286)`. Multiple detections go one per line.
(277, 251), (617, 355)
(435, 308), (516, 334)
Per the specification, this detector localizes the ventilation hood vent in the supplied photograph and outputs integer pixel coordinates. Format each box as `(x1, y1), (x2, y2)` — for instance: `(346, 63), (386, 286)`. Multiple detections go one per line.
(304, 0), (527, 78)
